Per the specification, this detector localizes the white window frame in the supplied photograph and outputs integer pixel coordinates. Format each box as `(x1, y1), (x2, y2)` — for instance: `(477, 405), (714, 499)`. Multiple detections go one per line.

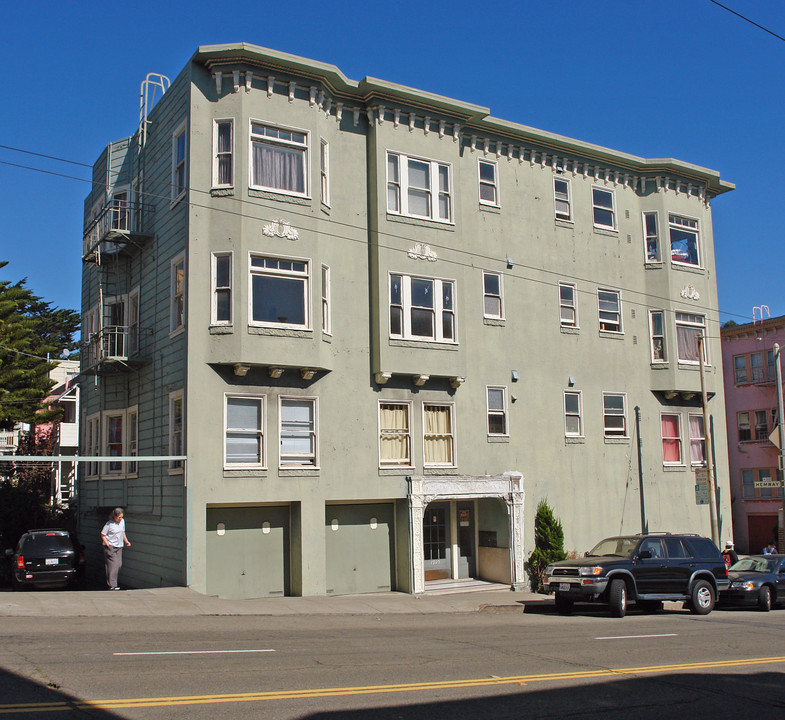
(592, 186), (616, 230)
(554, 177), (572, 221)
(211, 252), (233, 326)
(559, 282), (578, 328)
(422, 402), (456, 468)
(279, 396), (319, 468)
(386, 151), (453, 223)
(482, 271), (504, 320)
(170, 253), (185, 335)
(478, 159), (499, 207)
(110, 186), (130, 232)
(648, 310), (667, 363)
(486, 386), (509, 437)
(597, 288), (622, 333)
(642, 211), (660, 262)
(249, 253), (311, 330)
(668, 213), (701, 268)
(321, 264), (331, 335)
(127, 406), (138, 476)
(320, 138), (330, 207)
(688, 413), (705, 466)
(169, 390), (184, 472)
(171, 120), (187, 202)
(249, 120), (310, 197)
(212, 118), (234, 188)
(389, 273), (456, 343)
(224, 394), (266, 469)
(661, 412), (683, 466)
(602, 392), (628, 438)
(378, 400), (413, 468)
(85, 412), (100, 478)
(675, 311), (708, 365)
(564, 391), (583, 438)
(101, 407), (137, 476)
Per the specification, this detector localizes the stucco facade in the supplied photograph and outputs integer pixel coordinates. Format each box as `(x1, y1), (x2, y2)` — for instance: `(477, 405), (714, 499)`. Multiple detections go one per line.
(78, 43), (734, 598)
(720, 316), (785, 554)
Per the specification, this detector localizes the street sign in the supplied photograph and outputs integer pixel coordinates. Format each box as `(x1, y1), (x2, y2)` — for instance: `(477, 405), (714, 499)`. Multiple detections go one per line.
(754, 480), (783, 488)
(695, 483), (710, 505)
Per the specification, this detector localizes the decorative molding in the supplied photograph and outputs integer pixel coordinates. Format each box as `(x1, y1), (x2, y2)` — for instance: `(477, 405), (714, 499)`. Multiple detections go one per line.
(263, 219), (299, 241)
(407, 243), (438, 262)
(374, 371), (392, 386)
(232, 70), (240, 93)
(680, 284), (701, 301)
(412, 374), (429, 386)
(449, 376), (466, 389)
(246, 71), (253, 93)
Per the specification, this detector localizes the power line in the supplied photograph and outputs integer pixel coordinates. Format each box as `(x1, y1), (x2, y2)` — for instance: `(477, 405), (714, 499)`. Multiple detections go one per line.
(0, 146), (758, 325)
(708, 0), (785, 44)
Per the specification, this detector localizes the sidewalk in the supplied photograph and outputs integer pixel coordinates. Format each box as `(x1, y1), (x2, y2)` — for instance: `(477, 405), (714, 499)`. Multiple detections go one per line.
(0, 584), (544, 618)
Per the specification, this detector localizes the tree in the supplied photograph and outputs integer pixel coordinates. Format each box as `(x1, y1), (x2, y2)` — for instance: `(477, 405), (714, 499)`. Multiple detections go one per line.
(0, 261), (79, 428)
(528, 499), (567, 592)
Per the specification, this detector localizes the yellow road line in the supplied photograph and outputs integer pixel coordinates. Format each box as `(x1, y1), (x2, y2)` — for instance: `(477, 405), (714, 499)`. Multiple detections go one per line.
(2, 655), (784, 714)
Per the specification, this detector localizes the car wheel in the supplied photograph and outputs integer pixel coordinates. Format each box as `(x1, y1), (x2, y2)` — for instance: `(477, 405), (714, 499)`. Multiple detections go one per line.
(554, 593), (574, 615)
(609, 579), (627, 618)
(639, 600), (663, 614)
(757, 585), (772, 612)
(689, 579), (715, 615)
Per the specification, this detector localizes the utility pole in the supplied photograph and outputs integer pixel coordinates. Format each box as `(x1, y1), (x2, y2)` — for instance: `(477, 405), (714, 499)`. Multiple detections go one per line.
(697, 333), (719, 545)
(774, 343), (785, 552)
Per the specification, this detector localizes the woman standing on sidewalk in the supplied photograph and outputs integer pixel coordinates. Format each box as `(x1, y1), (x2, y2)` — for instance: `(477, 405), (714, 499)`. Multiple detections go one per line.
(101, 508), (131, 590)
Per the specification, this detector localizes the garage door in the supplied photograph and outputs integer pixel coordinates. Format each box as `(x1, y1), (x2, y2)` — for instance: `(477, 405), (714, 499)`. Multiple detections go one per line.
(325, 503), (394, 595)
(206, 506), (289, 599)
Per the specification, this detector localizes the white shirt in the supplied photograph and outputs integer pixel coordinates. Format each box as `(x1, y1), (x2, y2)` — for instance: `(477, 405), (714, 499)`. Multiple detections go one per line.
(102, 518), (125, 548)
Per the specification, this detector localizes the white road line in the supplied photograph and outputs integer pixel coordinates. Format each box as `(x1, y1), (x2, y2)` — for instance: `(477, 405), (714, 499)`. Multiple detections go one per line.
(114, 649), (276, 656)
(595, 633), (678, 641)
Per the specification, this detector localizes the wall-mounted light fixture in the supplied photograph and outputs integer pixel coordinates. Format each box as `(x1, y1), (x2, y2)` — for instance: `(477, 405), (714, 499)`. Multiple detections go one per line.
(568, 376), (575, 387)
(511, 370), (519, 382)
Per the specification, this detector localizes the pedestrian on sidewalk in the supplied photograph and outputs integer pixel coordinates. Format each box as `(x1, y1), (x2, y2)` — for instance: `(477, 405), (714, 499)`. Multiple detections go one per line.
(101, 508), (131, 590)
(722, 541), (739, 570)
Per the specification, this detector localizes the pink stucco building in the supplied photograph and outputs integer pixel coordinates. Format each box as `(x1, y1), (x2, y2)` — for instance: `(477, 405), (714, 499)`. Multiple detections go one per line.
(721, 315), (785, 554)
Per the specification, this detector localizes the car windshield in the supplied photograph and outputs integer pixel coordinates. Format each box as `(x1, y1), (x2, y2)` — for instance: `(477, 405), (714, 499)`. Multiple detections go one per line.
(586, 537), (639, 557)
(729, 557), (776, 573)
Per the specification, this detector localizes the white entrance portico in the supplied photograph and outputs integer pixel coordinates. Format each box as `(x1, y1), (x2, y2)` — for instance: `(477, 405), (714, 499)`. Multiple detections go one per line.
(408, 472), (525, 594)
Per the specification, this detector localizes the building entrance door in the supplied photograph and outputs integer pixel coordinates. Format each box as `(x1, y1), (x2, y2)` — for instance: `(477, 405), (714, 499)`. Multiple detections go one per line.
(456, 501), (476, 578)
(423, 504), (451, 580)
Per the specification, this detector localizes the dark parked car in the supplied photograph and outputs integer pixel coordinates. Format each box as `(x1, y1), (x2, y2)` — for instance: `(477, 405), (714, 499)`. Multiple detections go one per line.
(722, 555), (785, 612)
(8, 529), (85, 590)
(542, 533), (729, 617)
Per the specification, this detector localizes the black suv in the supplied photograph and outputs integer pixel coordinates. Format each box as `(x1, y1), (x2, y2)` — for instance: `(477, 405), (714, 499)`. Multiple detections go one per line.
(542, 533), (729, 617)
(9, 529), (85, 590)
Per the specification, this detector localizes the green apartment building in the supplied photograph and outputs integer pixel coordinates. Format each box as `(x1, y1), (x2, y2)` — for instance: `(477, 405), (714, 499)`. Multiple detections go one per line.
(79, 43), (734, 598)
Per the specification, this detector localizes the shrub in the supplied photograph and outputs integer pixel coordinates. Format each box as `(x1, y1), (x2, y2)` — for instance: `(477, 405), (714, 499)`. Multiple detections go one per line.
(528, 499), (566, 592)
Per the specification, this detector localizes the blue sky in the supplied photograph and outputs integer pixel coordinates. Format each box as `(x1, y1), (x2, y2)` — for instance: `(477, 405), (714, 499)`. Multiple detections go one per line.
(1, 0), (783, 327)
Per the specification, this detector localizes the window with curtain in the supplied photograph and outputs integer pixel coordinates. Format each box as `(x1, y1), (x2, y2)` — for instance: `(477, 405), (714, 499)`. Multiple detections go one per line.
(661, 413), (682, 464)
(213, 119), (233, 187)
(675, 312), (706, 363)
(250, 123), (307, 195)
(280, 398), (317, 466)
(379, 402), (411, 466)
(423, 404), (454, 466)
(689, 414), (705, 465)
(225, 395), (264, 467)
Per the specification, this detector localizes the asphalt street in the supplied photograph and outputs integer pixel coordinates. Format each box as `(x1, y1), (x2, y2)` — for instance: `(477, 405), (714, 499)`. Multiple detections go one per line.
(0, 590), (783, 719)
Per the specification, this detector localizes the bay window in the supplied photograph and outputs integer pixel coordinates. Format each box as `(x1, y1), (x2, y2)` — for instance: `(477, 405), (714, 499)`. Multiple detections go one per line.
(250, 122), (308, 196)
(213, 119), (233, 187)
(669, 214), (700, 266)
(689, 414), (705, 465)
(675, 312), (707, 364)
(387, 152), (452, 222)
(390, 273), (456, 342)
(250, 255), (310, 328)
(661, 413), (682, 464)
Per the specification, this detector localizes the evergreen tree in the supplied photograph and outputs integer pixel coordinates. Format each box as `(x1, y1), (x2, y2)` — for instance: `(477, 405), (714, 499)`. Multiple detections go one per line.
(528, 499), (567, 592)
(0, 261), (79, 428)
